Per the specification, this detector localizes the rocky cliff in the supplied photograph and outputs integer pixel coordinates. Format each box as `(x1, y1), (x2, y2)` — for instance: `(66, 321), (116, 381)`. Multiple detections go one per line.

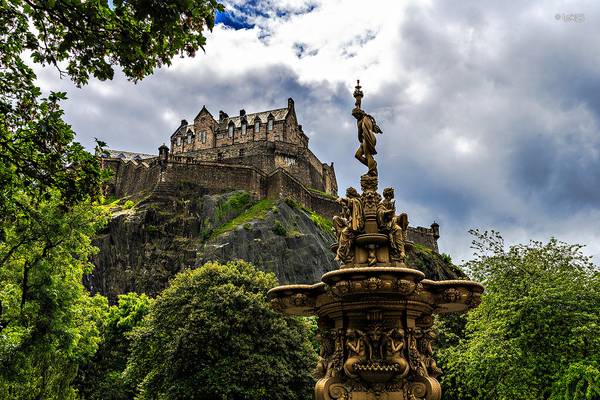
(87, 182), (465, 302)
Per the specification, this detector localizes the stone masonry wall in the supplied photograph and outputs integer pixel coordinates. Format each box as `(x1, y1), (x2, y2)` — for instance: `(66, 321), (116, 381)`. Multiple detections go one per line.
(407, 227), (439, 253)
(103, 159), (161, 198)
(105, 156), (341, 218)
(162, 160), (265, 198)
(266, 169), (340, 218)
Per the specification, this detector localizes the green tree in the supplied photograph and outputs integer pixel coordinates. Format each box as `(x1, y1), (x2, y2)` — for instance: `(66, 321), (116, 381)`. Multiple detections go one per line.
(1, 0), (223, 221)
(439, 231), (600, 400)
(1, 0), (223, 397)
(0, 194), (109, 399)
(75, 292), (153, 400)
(125, 260), (316, 400)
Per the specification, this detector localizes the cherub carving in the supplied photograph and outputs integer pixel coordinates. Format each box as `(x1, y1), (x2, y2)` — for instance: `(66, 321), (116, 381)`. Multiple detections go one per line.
(386, 328), (410, 377)
(343, 328), (367, 378)
(418, 329), (442, 378)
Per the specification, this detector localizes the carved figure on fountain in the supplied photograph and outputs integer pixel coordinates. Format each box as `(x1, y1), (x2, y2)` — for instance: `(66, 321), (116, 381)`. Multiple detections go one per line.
(378, 187), (409, 262)
(335, 187), (364, 263)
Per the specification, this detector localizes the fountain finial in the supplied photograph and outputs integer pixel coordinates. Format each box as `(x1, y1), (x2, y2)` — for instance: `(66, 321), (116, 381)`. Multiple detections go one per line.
(353, 79), (363, 108)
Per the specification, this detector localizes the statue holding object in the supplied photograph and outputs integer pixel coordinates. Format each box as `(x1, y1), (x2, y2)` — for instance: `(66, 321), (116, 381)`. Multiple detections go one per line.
(352, 80), (383, 177)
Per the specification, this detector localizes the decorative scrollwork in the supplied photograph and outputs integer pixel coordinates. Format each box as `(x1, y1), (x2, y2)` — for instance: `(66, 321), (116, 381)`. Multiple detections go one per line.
(329, 383), (350, 400)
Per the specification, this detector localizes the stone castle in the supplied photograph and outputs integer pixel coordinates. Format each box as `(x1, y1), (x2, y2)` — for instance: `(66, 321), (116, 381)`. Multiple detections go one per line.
(101, 98), (441, 251)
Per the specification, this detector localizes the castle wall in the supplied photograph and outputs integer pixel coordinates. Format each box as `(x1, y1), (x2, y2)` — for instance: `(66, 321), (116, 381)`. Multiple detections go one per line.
(164, 158), (265, 198)
(323, 164), (338, 196)
(103, 158), (161, 198)
(178, 141), (336, 196)
(104, 157), (439, 252)
(407, 227), (439, 253)
(266, 169), (340, 219)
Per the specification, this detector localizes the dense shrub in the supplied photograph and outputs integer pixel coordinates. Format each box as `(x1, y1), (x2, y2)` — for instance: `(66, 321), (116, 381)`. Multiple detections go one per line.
(125, 260), (316, 400)
(439, 231), (600, 400)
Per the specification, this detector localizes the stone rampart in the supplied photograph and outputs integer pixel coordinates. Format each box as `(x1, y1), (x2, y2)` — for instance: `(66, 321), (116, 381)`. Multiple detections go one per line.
(407, 226), (439, 252)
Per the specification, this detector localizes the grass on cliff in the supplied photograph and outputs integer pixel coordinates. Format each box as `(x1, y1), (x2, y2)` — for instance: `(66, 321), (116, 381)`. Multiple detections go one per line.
(309, 211), (333, 234)
(211, 199), (275, 238)
(407, 243), (466, 280)
(283, 197), (333, 234)
(307, 187), (337, 200)
(216, 191), (253, 221)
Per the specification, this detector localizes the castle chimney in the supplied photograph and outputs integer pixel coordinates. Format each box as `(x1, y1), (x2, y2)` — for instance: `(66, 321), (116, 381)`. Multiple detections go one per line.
(287, 97), (294, 110)
(219, 111), (228, 121)
(298, 124), (303, 132)
(240, 109), (246, 117)
(180, 119), (188, 126)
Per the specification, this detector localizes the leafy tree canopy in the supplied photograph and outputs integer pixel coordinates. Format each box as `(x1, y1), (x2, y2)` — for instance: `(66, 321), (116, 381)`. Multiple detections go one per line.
(1, 0), (223, 398)
(1, 0), (223, 220)
(125, 260), (317, 400)
(0, 194), (109, 399)
(75, 292), (153, 400)
(439, 231), (600, 400)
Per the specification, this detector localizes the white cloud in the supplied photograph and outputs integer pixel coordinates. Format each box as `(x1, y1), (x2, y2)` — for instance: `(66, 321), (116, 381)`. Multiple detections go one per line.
(31, 0), (600, 264)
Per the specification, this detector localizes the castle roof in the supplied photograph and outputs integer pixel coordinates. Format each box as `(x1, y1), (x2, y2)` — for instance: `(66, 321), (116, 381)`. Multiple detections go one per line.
(102, 149), (156, 161)
(220, 107), (289, 129)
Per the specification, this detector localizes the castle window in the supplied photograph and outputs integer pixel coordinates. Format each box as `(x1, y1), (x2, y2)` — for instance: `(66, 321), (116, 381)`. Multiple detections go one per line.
(228, 123), (234, 138)
(267, 118), (274, 131)
(187, 134), (193, 144)
(176, 137), (182, 146)
(241, 122), (247, 135)
(254, 121), (260, 133)
(201, 131), (207, 143)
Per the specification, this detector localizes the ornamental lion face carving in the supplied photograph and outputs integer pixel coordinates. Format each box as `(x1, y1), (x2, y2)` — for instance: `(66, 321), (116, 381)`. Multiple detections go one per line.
(443, 288), (461, 303)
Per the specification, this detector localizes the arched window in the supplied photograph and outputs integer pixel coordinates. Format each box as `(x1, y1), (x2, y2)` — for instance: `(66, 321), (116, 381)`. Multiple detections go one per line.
(228, 123), (234, 138)
(267, 117), (274, 131)
(254, 120), (260, 133)
(201, 131), (207, 143)
(241, 122), (247, 135)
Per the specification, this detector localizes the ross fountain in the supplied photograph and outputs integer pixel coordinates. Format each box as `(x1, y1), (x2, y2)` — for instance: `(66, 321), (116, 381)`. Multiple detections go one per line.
(268, 81), (484, 400)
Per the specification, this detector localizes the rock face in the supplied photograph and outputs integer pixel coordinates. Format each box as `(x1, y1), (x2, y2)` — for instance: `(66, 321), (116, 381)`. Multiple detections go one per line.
(88, 184), (465, 302)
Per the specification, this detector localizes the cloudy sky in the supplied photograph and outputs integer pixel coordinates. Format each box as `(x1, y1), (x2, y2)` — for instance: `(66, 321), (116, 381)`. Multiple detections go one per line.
(35, 0), (600, 263)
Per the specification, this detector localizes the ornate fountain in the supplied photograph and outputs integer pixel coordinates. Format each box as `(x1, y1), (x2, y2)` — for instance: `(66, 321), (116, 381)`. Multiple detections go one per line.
(268, 81), (484, 400)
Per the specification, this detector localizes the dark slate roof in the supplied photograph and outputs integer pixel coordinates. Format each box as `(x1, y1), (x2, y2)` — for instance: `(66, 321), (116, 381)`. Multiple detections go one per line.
(221, 107), (288, 129)
(172, 105), (290, 137)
